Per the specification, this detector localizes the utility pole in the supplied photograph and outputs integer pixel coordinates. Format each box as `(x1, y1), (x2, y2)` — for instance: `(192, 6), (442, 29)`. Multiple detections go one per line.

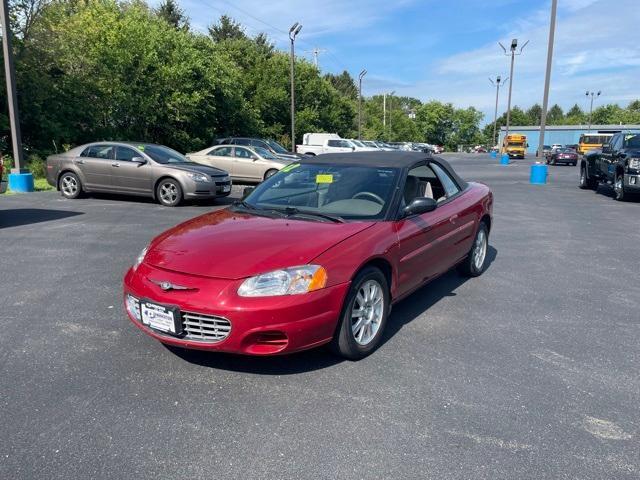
(0, 0), (25, 172)
(499, 38), (528, 151)
(537, 0), (557, 159)
(586, 90), (601, 131)
(289, 22), (302, 150)
(383, 90), (395, 138)
(308, 47), (326, 69)
(358, 69), (367, 140)
(489, 76), (507, 147)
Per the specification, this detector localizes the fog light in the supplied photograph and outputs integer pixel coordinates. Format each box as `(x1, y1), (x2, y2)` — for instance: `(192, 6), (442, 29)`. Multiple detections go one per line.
(126, 294), (141, 321)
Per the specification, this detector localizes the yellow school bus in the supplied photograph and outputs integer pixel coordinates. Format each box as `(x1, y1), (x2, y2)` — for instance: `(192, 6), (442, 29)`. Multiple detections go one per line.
(578, 133), (613, 156)
(502, 134), (527, 159)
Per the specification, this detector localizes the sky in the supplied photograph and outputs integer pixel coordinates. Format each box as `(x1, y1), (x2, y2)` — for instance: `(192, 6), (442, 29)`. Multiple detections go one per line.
(155, 0), (640, 123)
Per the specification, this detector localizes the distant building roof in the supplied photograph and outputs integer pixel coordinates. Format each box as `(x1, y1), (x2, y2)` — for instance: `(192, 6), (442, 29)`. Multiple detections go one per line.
(500, 124), (640, 132)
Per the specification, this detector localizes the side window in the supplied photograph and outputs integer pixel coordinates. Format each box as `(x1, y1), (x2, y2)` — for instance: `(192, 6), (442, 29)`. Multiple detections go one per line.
(431, 163), (460, 199)
(327, 140), (339, 147)
(614, 135), (623, 150)
(82, 145), (114, 160)
(234, 138), (250, 146)
(115, 146), (140, 161)
(210, 146), (233, 157)
(340, 141), (353, 148)
(234, 147), (252, 159)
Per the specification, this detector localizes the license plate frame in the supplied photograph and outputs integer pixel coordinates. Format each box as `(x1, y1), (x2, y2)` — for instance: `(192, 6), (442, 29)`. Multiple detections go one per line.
(140, 301), (182, 335)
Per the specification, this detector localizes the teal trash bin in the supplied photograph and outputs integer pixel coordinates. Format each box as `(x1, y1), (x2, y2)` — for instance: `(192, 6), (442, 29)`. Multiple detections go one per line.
(500, 154), (510, 165)
(8, 172), (34, 192)
(530, 164), (548, 184)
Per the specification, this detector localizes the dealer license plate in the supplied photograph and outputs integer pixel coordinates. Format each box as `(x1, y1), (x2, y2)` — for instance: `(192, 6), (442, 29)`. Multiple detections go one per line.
(222, 185), (231, 192)
(141, 302), (179, 334)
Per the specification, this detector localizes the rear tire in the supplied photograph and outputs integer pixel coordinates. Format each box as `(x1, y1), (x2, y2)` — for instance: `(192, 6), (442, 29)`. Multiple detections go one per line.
(156, 178), (182, 207)
(59, 172), (82, 199)
(264, 169), (278, 180)
(330, 266), (390, 360)
(458, 222), (489, 277)
(579, 165), (597, 190)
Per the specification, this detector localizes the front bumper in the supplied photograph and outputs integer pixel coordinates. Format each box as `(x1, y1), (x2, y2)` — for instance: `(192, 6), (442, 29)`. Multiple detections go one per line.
(624, 173), (640, 191)
(184, 176), (232, 199)
(123, 264), (350, 355)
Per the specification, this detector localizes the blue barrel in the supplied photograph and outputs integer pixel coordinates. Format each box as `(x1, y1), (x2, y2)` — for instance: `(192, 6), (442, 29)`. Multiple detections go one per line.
(530, 164), (548, 184)
(500, 154), (510, 165)
(8, 172), (35, 192)
(490, 151), (497, 159)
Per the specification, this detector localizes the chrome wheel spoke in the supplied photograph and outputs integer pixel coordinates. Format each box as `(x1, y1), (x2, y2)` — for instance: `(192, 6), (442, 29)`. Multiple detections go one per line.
(351, 279), (385, 346)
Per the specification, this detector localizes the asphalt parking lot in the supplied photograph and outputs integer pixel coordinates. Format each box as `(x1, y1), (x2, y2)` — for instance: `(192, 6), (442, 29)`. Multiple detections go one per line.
(1, 154), (639, 479)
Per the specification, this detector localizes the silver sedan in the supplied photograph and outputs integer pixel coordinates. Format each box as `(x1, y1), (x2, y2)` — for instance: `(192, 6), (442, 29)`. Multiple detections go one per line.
(46, 142), (231, 206)
(187, 145), (292, 183)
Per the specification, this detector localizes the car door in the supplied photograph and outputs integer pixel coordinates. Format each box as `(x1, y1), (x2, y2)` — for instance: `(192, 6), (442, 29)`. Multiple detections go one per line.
(394, 164), (461, 296)
(76, 144), (115, 190)
(233, 147), (262, 182)
(202, 146), (235, 176)
(599, 134), (619, 177)
(111, 146), (153, 194)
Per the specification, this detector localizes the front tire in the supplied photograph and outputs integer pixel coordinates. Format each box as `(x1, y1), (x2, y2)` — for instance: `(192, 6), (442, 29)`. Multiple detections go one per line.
(156, 178), (182, 207)
(59, 172), (82, 199)
(264, 169), (278, 180)
(330, 267), (390, 360)
(614, 173), (626, 201)
(458, 222), (489, 277)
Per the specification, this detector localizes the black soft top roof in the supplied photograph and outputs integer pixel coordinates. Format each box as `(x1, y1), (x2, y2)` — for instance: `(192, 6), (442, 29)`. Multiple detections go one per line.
(299, 151), (468, 189)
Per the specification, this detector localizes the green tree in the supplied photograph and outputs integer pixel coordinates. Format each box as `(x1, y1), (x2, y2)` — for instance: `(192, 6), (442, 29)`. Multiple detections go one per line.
(208, 15), (246, 42)
(547, 104), (564, 125)
(324, 71), (358, 101)
(526, 104), (542, 125)
(564, 104), (585, 124)
(156, 0), (189, 30)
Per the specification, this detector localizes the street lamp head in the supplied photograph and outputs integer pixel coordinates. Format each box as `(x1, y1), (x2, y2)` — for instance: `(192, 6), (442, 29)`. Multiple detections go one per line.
(359, 69), (367, 79)
(496, 75), (501, 83)
(597, 90), (601, 96)
(585, 91), (590, 96)
(289, 22), (302, 40)
(510, 38), (518, 51)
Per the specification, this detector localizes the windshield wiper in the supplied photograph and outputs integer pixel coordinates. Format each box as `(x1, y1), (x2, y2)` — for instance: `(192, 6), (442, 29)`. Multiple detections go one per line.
(283, 207), (345, 223)
(233, 199), (257, 210)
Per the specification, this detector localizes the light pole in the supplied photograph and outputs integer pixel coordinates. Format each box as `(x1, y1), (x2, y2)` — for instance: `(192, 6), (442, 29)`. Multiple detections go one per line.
(289, 22), (302, 149)
(586, 90), (601, 131)
(489, 76), (507, 147)
(358, 69), (367, 140)
(499, 38), (528, 150)
(0, 0), (25, 173)
(537, 0), (558, 159)
(383, 90), (395, 139)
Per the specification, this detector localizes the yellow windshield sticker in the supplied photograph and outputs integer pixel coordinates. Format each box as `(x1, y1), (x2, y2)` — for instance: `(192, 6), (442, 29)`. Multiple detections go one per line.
(316, 174), (334, 184)
(281, 163), (300, 173)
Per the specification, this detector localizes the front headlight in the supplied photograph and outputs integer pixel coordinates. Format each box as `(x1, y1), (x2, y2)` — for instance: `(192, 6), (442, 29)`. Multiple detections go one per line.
(629, 158), (640, 170)
(237, 265), (327, 297)
(187, 172), (209, 183)
(134, 246), (148, 269)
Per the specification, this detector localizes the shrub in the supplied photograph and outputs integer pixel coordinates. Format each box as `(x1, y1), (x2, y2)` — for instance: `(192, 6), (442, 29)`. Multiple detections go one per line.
(27, 154), (46, 178)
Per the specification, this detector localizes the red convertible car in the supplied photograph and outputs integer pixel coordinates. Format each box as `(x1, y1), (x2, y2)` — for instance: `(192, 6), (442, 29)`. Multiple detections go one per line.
(124, 152), (493, 359)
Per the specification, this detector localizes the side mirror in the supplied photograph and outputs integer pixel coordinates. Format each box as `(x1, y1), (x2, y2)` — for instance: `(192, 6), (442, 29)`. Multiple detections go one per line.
(251, 155), (259, 161)
(132, 156), (147, 165)
(403, 197), (437, 217)
(351, 146), (356, 151)
(242, 187), (255, 198)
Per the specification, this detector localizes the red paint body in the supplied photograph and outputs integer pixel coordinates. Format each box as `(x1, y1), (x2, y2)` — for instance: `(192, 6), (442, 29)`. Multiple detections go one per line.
(124, 182), (492, 355)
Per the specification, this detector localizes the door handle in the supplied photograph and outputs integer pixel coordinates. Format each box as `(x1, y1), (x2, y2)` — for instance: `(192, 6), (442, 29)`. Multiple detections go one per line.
(112, 162), (120, 167)
(449, 214), (459, 223)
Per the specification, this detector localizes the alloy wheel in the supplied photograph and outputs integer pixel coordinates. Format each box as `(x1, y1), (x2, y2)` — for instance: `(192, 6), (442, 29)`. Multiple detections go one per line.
(473, 229), (487, 271)
(614, 175), (624, 200)
(61, 175), (78, 197)
(351, 280), (384, 346)
(160, 182), (178, 204)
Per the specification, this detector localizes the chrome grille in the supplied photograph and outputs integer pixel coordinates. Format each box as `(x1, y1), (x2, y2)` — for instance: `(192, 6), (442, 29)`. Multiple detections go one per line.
(182, 312), (231, 342)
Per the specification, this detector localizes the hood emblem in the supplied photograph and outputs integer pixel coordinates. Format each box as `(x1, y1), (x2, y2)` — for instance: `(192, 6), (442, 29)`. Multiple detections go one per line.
(149, 279), (196, 291)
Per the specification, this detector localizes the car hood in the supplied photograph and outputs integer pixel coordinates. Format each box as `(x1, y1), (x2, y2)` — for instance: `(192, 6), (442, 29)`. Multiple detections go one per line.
(145, 209), (375, 279)
(275, 153), (301, 161)
(164, 162), (227, 176)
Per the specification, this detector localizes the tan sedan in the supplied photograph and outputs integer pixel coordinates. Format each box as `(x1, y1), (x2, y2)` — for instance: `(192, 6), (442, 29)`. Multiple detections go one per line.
(187, 145), (292, 183)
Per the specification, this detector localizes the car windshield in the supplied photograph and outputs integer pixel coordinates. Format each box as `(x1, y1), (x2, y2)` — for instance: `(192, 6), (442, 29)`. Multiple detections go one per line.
(254, 146), (278, 160)
(507, 142), (523, 147)
(143, 145), (189, 164)
(265, 139), (289, 154)
(350, 140), (366, 147)
(241, 163), (400, 221)
(623, 135), (640, 148)
(558, 148), (574, 153)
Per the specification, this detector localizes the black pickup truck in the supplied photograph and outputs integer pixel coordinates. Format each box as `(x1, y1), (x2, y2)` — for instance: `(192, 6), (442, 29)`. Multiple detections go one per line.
(579, 132), (640, 201)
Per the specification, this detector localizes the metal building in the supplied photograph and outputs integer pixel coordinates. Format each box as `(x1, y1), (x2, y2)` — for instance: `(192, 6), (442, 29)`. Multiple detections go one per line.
(498, 124), (640, 154)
